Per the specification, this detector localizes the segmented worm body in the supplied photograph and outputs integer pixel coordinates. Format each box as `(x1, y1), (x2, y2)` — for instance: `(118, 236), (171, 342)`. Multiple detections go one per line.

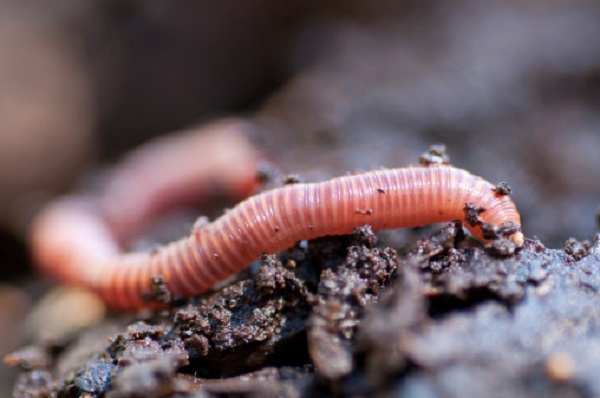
(32, 157), (523, 310)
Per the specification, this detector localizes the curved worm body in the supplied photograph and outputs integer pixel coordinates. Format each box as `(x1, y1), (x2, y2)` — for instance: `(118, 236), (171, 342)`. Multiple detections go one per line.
(32, 162), (523, 310)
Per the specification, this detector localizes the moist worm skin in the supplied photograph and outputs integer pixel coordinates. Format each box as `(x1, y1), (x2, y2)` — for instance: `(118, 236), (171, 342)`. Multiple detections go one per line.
(31, 165), (523, 310)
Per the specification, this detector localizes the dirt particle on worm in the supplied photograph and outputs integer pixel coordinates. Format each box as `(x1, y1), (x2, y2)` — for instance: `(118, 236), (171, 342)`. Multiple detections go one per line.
(355, 209), (373, 215)
(419, 144), (450, 165)
(492, 181), (512, 195)
(464, 203), (486, 226)
(143, 275), (174, 306)
(481, 222), (501, 240)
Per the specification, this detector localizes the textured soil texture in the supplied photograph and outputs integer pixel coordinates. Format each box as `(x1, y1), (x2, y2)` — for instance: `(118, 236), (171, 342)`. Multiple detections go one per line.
(8, 225), (600, 397)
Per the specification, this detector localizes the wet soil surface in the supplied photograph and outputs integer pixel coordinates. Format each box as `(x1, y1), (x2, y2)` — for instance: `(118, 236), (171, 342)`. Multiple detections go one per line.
(8, 225), (600, 397)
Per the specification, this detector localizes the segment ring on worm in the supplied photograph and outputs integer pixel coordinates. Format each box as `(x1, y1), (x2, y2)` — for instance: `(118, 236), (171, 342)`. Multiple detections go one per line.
(31, 164), (523, 310)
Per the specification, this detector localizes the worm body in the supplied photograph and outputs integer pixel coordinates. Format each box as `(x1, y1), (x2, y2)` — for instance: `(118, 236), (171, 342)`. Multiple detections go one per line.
(32, 162), (523, 310)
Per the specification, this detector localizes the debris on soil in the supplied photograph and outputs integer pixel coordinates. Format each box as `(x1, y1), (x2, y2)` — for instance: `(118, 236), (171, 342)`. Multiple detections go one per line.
(307, 226), (397, 380)
(563, 237), (590, 262)
(8, 224), (600, 397)
(480, 222), (523, 257)
(171, 253), (312, 376)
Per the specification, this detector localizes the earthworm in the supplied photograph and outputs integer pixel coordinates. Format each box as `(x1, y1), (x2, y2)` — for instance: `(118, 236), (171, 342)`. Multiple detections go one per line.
(94, 119), (262, 242)
(31, 137), (523, 310)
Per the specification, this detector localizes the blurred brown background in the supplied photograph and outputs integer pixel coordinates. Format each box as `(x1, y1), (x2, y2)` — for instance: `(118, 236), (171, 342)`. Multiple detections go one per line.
(1, 0), (599, 394)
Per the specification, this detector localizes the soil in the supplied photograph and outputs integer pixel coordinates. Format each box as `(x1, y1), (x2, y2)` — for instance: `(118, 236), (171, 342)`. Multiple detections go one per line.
(8, 226), (600, 397)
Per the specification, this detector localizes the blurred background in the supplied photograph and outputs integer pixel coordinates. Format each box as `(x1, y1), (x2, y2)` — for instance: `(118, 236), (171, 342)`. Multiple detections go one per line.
(1, 0), (599, 394)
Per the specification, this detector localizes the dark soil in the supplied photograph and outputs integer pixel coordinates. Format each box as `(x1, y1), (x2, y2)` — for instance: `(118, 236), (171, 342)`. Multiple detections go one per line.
(7, 225), (600, 397)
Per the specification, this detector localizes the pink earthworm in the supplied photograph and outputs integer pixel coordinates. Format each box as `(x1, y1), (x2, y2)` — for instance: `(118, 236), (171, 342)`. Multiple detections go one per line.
(30, 133), (523, 310)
